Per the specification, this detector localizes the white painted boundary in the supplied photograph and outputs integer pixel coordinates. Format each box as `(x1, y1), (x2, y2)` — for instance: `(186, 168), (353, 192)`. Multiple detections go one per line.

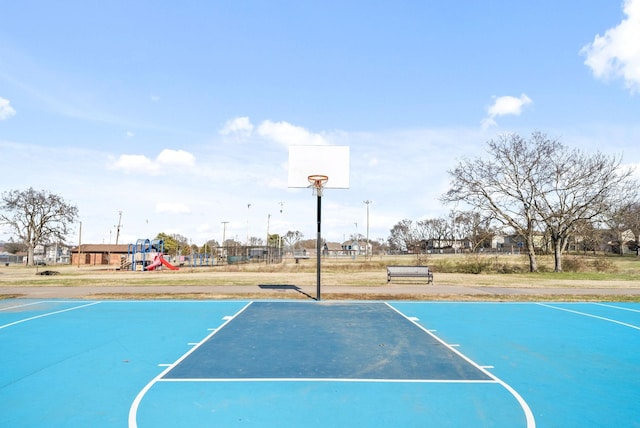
(537, 303), (640, 331)
(128, 301), (536, 428)
(127, 301), (254, 428)
(0, 301), (101, 329)
(385, 302), (536, 428)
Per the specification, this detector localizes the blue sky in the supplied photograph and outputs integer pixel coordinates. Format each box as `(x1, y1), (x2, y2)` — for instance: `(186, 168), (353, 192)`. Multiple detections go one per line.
(1, 0), (639, 247)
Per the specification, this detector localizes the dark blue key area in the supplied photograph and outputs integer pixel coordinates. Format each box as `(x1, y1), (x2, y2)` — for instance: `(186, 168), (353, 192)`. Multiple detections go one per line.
(163, 302), (491, 381)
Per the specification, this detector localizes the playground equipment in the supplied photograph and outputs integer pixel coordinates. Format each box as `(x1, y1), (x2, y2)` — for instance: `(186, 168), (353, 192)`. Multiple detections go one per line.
(145, 253), (179, 271)
(127, 238), (179, 271)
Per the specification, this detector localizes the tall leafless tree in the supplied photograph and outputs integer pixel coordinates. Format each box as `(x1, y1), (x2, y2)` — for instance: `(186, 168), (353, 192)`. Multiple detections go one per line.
(414, 218), (449, 250)
(454, 210), (495, 252)
(535, 149), (636, 269)
(282, 230), (304, 252)
(388, 219), (419, 252)
(601, 201), (640, 255)
(442, 132), (558, 272)
(0, 188), (78, 265)
(443, 132), (637, 272)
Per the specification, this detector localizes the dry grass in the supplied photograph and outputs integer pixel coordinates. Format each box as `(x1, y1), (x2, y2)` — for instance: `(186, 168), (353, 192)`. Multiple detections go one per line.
(1, 254), (639, 302)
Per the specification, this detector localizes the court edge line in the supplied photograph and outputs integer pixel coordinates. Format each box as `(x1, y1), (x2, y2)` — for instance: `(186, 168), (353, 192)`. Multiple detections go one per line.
(386, 302), (536, 428)
(593, 302), (640, 313)
(0, 300), (97, 311)
(0, 301), (101, 329)
(127, 301), (254, 428)
(0, 301), (50, 311)
(536, 303), (640, 330)
(157, 377), (495, 384)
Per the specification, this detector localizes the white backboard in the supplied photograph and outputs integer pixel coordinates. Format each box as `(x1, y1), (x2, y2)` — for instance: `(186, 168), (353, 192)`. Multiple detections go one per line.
(288, 145), (350, 189)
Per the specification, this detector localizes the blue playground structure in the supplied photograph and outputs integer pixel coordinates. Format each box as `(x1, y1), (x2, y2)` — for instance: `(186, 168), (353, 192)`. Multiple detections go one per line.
(189, 252), (214, 267)
(127, 238), (178, 271)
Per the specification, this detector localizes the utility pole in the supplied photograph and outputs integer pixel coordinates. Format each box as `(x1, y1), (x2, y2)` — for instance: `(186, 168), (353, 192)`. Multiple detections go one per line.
(266, 214), (271, 245)
(221, 221), (229, 246)
(246, 203), (251, 245)
(364, 200), (372, 260)
(115, 211), (123, 245)
(77, 221), (82, 268)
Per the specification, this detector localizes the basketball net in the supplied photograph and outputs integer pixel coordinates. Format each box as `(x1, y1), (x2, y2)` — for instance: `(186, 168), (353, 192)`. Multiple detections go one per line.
(308, 175), (328, 197)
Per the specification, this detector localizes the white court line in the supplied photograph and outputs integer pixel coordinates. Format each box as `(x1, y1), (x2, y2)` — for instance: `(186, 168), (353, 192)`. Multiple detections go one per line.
(158, 377), (495, 384)
(593, 302), (640, 313)
(386, 302), (536, 428)
(537, 303), (640, 331)
(0, 300), (89, 311)
(128, 301), (253, 428)
(0, 301), (101, 329)
(0, 301), (48, 311)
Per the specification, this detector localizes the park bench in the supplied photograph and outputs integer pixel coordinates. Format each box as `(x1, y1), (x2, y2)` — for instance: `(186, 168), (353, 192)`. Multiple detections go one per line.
(292, 251), (310, 264)
(386, 265), (433, 284)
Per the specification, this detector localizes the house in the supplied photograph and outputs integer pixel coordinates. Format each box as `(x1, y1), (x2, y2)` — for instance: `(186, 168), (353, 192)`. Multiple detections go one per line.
(341, 240), (372, 256)
(45, 243), (71, 264)
(70, 244), (130, 266)
(604, 229), (638, 255)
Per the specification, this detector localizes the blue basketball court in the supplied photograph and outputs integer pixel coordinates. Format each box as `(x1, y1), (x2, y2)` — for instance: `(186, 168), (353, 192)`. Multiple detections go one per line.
(1, 299), (638, 427)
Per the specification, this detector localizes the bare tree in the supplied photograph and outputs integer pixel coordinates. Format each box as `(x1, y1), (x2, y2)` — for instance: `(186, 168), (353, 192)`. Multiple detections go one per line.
(602, 201), (640, 256)
(2, 239), (27, 254)
(430, 218), (451, 250)
(443, 132), (637, 271)
(247, 236), (264, 246)
(282, 230), (304, 252)
(624, 203), (640, 255)
(414, 218), (449, 250)
(454, 210), (495, 252)
(348, 233), (366, 242)
(535, 149), (637, 269)
(571, 219), (602, 254)
(0, 188), (78, 265)
(388, 219), (419, 253)
(443, 132), (557, 272)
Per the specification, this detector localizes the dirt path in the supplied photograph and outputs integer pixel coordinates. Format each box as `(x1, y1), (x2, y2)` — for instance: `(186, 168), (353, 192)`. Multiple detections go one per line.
(2, 283), (640, 301)
(2, 265), (639, 301)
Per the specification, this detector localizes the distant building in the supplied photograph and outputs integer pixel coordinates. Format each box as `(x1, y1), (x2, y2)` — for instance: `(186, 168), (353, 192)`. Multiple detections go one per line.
(70, 244), (130, 266)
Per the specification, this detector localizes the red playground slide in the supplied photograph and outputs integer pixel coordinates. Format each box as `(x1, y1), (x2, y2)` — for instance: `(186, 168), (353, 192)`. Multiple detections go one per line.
(159, 255), (179, 270)
(145, 254), (179, 271)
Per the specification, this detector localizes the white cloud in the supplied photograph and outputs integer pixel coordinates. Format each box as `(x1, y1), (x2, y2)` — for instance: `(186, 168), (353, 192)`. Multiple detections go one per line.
(218, 117), (330, 146)
(110, 154), (159, 174)
(481, 94), (532, 129)
(581, 0), (640, 93)
(126, 131), (134, 138)
(156, 149), (196, 167)
(155, 202), (191, 214)
(109, 149), (196, 175)
(0, 97), (16, 120)
(219, 116), (254, 137)
(257, 120), (328, 146)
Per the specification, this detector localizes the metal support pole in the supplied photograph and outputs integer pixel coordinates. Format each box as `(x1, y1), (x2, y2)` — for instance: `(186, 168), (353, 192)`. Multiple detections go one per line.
(364, 200), (371, 260)
(316, 193), (322, 301)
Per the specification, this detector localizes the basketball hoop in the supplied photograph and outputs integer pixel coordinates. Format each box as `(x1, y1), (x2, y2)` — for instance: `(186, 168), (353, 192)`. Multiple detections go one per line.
(307, 174), (329, 196)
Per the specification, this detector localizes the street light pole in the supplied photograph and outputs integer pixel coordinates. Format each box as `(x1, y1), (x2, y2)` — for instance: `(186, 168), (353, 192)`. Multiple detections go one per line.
(363, 200), (371, 260)
(221, 221), (229, 246)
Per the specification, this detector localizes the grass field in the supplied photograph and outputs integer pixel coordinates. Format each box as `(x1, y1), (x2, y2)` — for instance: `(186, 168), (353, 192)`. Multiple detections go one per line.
(1, 253), (639, 293)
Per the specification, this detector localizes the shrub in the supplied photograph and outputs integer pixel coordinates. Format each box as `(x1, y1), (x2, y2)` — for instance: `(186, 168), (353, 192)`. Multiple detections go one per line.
(592, 257), (616, 273)
(561, 256), (587, 272)
(457, 254), (493, 274)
